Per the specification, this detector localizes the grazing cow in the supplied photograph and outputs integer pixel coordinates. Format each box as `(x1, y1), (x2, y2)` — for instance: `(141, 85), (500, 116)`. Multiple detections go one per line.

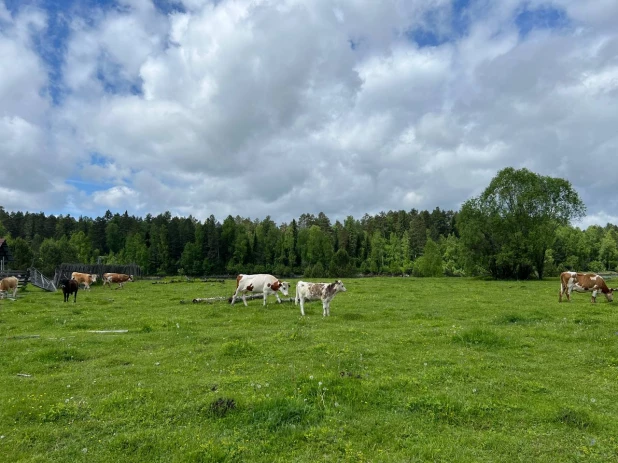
(559, 271), (617, 303)
(60, 279), (79, 303)
(0, 276), (18, 298)
(295, 280), (347, 316)
(102, 273), (133, 289)
(230, 274), (290, 306)
(71, 272), (97, 290)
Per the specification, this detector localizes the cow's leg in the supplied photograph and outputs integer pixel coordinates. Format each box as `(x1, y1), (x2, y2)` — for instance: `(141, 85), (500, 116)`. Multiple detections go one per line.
(300, 297), (305, 316)
(73, 289), (78, 303)
(263, 292), (268, 306)
(322, 300), (328, 317)
(566, 285), (572, 302)
(591, 288), (598, 303)
(275, 292), (282, 304)
(230, 287), (241, 305)
(12, 286), (17, 298)
(242, 293), (248, 307)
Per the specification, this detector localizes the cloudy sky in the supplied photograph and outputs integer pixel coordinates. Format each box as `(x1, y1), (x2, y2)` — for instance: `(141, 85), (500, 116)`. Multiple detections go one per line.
(1, 0), (617, 228)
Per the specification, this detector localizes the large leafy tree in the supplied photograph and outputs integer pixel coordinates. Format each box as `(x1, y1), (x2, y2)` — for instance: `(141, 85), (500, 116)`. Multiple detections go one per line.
(458, 167), (585, 279)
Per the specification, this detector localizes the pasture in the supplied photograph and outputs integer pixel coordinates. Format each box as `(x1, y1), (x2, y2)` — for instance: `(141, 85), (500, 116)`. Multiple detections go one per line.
(1, 277), (617, 462)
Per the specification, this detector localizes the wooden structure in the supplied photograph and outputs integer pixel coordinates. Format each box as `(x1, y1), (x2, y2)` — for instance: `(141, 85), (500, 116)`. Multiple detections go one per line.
(0, 238), (14, 272)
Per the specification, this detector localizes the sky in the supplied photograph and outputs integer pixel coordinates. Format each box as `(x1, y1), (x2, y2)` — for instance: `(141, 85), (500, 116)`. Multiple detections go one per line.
(1, 0), (617, 228)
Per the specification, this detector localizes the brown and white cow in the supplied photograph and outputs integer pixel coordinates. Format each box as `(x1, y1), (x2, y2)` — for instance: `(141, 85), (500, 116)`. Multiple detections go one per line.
(102, 273), (133, 289)
(0, 276), (18, 299)
(71, 272), (97, 290)
(559, 271), (617, 303)
(295, 280), (347, 316)
(230, 274), (290, 306)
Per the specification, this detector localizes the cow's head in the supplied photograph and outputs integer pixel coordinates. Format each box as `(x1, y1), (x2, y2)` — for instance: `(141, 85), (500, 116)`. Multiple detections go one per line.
(279, 281), (290, 296)
(334, 280), (347, 293)
(606, 288), (616, 302)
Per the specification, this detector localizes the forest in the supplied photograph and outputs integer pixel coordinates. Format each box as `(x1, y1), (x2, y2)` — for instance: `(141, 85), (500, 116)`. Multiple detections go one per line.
(1, 169), (617, 280)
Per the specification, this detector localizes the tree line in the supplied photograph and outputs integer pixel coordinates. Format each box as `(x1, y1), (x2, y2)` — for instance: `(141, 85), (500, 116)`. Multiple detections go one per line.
(1, 168), (617, 280)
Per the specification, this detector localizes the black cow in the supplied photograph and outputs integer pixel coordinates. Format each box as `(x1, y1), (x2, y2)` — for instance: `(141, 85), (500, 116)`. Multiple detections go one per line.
(60, 279), (79, 303)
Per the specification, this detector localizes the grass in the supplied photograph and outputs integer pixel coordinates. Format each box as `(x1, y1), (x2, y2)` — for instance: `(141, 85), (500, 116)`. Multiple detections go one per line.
(1, 277), (618, 462)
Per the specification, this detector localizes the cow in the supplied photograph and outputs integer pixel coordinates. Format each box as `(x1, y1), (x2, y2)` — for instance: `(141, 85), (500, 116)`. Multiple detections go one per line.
(295, 280), (347, 316)
(102, 273), (133, 289)
(0, 276), (18, 299)
(71, 272), (97, 290)
(230, 274), (290, 306)
(60, 279), (79, 303)
(559, 271), (617, 303)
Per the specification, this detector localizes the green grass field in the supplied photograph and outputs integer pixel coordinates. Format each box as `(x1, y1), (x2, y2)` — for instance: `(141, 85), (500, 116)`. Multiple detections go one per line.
(1, 277), (618, 462)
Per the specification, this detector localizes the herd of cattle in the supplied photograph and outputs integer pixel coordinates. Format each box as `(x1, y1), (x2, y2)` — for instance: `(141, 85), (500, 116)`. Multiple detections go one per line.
(0, 271), (347, 316)
(58, 272), (135, 302)
(1, 270), (616, 314)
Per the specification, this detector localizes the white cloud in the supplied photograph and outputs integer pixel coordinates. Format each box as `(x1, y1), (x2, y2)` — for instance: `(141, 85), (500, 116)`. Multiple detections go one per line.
(1, 0), (617, 228)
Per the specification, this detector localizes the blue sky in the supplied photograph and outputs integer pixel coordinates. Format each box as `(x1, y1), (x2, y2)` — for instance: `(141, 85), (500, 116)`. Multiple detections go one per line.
(1, 0), (617, 228)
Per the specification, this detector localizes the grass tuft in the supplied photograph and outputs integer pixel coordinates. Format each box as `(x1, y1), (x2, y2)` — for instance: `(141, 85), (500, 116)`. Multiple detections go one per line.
(554, 407), (596, 430)
(37, 347), (88, 362)
(209, 397), (237, 418)
(453, 328), (506, 348)
(220, 339), (258, 357)
(250, 397), (322, 431)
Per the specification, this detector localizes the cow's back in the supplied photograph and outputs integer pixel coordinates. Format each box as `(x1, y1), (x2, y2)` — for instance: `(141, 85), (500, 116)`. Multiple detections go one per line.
(0, 276), (18, 291)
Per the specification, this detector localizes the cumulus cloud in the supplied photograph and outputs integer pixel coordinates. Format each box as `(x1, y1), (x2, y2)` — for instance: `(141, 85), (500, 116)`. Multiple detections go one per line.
(1, 0), (617, 226)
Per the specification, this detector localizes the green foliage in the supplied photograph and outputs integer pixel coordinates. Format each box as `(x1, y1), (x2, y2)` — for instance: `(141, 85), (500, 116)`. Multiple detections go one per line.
(36, 236), (78, 275)
(328, 249), (355, 277)
(413, 235), (443, 277)
(458, 167), (585, 279)
(1, 168), (615, 281)
(7, 236), (34, 269)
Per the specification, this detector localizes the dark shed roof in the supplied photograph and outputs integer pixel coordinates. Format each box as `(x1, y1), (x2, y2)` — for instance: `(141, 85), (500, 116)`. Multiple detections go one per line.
(0, 238), (14, 262)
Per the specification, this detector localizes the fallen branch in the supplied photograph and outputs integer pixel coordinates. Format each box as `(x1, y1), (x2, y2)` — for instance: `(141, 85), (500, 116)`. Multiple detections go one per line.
(191, 296), (236, 304)
(153, 278), (225, 284)
(17, 373), (32, 377)
(9, 334), (41, 339)
(88, 330), (129, 333)
(188, 294), (297, 304)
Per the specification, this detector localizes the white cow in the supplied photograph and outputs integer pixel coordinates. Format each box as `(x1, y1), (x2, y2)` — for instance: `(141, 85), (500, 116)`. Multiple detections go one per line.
(295, 280), (347, 316)
(230, 274), (290, 306)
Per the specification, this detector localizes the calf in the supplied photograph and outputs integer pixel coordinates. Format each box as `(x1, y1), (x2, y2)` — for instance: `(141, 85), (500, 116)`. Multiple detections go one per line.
(102, 273), (133, 289)
(230, 274), (290, 306)
(295, 280), (347, 316)
(60, 279), (79, 303)
(0, 276), (18, 298)
(559, 271), (616, 303)
(71, 272), (97, 290)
